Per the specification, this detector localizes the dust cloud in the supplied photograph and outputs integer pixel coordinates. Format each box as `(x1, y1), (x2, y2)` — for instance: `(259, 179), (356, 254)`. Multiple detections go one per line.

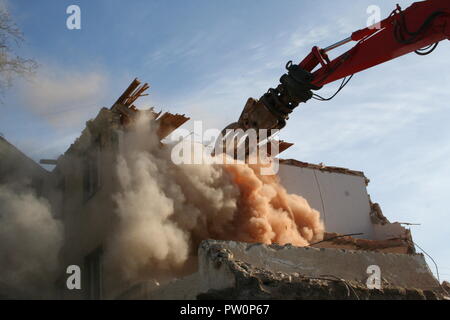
(0, 185), (63, 297)
(104, 113), (324, 283)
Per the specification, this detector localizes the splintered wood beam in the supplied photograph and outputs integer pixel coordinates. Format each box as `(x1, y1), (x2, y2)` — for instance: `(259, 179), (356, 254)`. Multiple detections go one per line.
(111, 79), (190, 139)
(113, 78), (141, 107)
(124, 83), (150, 106)
(156, 113), (190, 139)
(111, 79), (152, 125)
(112, 78), (150, 108)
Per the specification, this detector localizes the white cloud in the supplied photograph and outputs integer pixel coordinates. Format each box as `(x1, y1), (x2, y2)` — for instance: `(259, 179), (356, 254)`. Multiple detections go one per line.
(20, 65), (109, 128)
(0, 0), (8, 10)
(145, 31), (212, 69)
(282, 26), (331, 57)
(17, 132), (80, 161)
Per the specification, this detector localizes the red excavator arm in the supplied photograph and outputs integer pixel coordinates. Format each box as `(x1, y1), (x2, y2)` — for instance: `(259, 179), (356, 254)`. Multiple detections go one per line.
(226, 0), (450, 134)
(304, 0), (450, 87)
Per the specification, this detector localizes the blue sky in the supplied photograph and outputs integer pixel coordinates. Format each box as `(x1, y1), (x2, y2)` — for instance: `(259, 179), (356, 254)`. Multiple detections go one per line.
(1, 0), (449, 282)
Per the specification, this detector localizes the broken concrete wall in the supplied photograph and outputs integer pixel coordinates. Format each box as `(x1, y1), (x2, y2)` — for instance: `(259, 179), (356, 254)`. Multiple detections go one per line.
(119, 240), (445, 300)
(203, 241), (440, 291)
(313, 232), (414, 254)
(277, 159), (409, 242)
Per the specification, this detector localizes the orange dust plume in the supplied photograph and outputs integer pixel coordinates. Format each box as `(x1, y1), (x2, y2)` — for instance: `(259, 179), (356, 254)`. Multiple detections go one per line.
(104, 113), (324, 285)
(223, 162), (324, 247)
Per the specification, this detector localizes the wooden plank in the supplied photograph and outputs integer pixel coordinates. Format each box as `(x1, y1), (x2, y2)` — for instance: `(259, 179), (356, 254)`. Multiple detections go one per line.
(156, 113), (190, 139)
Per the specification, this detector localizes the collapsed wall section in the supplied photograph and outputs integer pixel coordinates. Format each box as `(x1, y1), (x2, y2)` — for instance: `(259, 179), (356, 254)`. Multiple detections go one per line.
(119, 240), (445, 300)
(277, 159), (411, 247)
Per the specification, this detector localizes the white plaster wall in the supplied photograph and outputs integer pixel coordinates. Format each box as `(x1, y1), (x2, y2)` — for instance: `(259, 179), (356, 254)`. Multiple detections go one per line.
(278, 164), (375, 239)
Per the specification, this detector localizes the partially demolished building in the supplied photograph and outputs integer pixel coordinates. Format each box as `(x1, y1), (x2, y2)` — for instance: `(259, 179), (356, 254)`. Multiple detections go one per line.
(0, 79), (447, 300)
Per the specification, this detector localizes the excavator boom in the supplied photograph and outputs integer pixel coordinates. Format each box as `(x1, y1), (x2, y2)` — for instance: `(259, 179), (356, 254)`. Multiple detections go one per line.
(305, 0), (450, 87)
(222, 0), (450, 138)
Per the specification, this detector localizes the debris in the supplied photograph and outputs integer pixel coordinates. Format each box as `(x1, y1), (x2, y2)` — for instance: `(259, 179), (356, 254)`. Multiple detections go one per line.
(120, 240), (446, 300)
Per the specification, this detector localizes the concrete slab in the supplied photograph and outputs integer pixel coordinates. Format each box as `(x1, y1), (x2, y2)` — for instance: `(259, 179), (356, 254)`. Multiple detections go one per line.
(211, 240), (441, 291)
(119, 240), (445, 300)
